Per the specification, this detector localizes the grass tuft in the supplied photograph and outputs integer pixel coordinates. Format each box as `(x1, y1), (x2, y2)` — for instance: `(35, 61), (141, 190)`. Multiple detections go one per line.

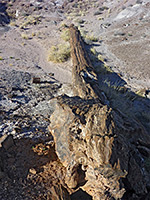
(19, 15), (42, 29)
(61, 29), (70, 42)
(90, 47), (97, 55)
(97, 54), (105, 62)
(83, 34), (99, 44)
(21, 33), (29, 40)
(48, 43), (71, 63)
(85, 34), (99, 42)
(32, 32), (36, 37)
(10, 21), (16, 26)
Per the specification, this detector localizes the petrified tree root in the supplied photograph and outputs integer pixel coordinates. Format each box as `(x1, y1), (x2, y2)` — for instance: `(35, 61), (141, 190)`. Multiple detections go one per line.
(49, 25), (150, 200)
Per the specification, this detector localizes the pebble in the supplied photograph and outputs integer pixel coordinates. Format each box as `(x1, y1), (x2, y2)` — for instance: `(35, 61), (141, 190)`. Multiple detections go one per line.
(29, 168), (37, 175)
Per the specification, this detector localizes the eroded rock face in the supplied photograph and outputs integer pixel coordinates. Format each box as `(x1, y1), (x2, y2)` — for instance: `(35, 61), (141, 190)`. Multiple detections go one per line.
(49, 95), (150, 199)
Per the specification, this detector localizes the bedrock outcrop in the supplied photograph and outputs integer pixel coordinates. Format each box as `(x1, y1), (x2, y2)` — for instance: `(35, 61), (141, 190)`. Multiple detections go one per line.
(49, 25), (150, 199)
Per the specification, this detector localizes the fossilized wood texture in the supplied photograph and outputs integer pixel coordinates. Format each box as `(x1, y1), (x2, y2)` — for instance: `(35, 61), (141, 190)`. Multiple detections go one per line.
(49, 95), (150, 199)
(49, 26), (150, 199)
(69, 25), (107, 104)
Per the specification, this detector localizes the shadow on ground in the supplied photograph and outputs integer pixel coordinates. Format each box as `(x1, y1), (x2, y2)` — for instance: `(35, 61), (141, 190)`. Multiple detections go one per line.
(71, 189), (92, 200)
(0, 3), (10, 26)
(85, 42), (150, 133)
(0, 136), (91, 200)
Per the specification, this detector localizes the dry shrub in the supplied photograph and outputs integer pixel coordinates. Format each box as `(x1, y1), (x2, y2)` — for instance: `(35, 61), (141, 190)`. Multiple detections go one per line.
(21, 33), (29, 39)
(19, 15), (41, 29)
(48, 43), (71, 63)
(61, 29), (70, 42)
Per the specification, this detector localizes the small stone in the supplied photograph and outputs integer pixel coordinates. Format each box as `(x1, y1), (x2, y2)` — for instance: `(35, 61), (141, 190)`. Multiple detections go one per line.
(94, 11), (102, 16)
(49, 73), (54, 76)
(11, 129), (16, 135)
(29, 168), (36, 175)
(0, 134), (14, 150)
(114, 32), (126, 36)
(32, 77), (41, 84)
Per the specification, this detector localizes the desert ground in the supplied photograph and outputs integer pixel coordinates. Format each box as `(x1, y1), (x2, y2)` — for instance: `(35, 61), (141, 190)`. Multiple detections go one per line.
(0, 0), (150, 199)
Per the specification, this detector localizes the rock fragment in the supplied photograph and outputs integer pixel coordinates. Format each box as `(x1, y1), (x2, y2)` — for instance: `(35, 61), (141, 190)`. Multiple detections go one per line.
(29, 168), (36, 175)
(32, 77), (41, 84)
(0, 134), (14, 150)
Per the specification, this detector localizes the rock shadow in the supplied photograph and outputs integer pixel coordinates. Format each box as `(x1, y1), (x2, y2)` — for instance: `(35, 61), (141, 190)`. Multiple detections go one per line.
(0, 135), (93, 199)
(0, 136), (69, 199)
(0, 3), (10, 26)
(86, 41), (150, 133)
(71, 188), (92, 200)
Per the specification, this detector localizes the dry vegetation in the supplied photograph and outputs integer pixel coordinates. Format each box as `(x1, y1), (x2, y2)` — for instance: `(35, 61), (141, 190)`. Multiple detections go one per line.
(19, 15), (42, 29)
(48, 43), (71, 63)
(60, 28), (70, 42)
(48, 27), (71, 63)
(21, 33), (29, 40)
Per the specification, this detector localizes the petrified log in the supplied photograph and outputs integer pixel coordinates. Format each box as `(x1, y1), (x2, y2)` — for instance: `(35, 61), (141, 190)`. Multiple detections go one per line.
(49, 25), (150, 199)
(69, 24), (108, 104)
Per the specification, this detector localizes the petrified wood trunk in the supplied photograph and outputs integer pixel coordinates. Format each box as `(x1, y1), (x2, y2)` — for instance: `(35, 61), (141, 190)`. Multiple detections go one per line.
(49, 25), (150, 200)
(69, 24), (107, 103)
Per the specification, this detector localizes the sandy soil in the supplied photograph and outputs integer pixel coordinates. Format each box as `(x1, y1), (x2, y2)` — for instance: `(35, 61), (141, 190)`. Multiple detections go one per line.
(0, 19), (72, 84)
